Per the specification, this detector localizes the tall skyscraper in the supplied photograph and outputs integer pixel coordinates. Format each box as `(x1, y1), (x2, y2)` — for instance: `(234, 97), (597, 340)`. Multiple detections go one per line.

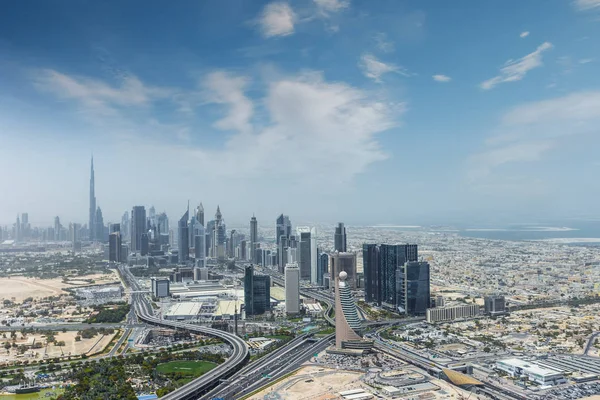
(334, 222), (347, 252)
(285, 263), (300, 315)
(317, 252), (329, 286)
(157, 212), (168, 236)
(54, 216), (61, 241)
(276, 214), (291, 245)
(89, 156), (96, 241)
(335, 271), (365, 350)
(197, 202), (204, 226)
(109, 231), (122, 262)
(396, 261), (430, 316)
(363, 243), (420, 308)
(130, 206), (146, 253)
(148, 206), (156, 227)
(244, 265), (271, 316)
(330, 252), (357, 289)
(121, 211), (130, 242)
(15, 215), (21, 242)
(178, 206), (190, 264)
(296, 227), (317, 283)
(278, 235), (289, 274)
(95, 207), (104, 242)
(194, 220), (205, 267)
(250, 215), (258, 262)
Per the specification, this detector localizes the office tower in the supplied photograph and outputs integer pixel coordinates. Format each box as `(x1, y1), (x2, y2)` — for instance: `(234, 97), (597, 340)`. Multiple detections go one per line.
(148, 206), (156, 227)
(121, 211), (130, 242)
(240, 240), (247, 260)
(110, 223), (120, 234)
(228, 230), (237, 258)
(151, 278), (170, 298)
(109, 231), (122, 262)
(334, 271), (364, 349)
(178, 207), (190, 263)
(21, 213), (29, 239)
(317, 252), (329, 286)
(131, 206), (146, 253)
(15, 215), (21, 242)
(197, 202), (204, 226)
(244, 265), (271, 316)
(89, 156), (96, 241)
(297, 227), (317, 283)
(330, 252), (357, 289)
(334, 222), (347, 252)
(396, 261), (430, 316)
(54, 216), (61, 241)
(484, 295), (506, 316)
(250, 215), (258, 262)
(278, 235), (289, 274)
(276, 214), (291, 245)
(140, 233), (149, 256)
(285, 263), (300, 314)
(194, 223), (205, 267)
(95, 207), (104, 242)
(363, 244), (380, 304)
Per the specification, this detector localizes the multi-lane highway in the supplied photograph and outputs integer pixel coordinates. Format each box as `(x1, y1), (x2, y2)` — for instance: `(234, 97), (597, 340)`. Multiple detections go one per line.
(118, 265), (250, 400)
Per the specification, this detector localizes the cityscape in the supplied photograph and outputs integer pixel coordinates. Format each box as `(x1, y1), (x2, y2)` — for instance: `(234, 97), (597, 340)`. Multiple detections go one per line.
(2, 1), (600, 400)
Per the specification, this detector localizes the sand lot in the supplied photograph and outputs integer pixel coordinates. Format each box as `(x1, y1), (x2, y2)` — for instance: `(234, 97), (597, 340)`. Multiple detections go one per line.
(0, 273), (119, 302)
(0, 330), (118, 364)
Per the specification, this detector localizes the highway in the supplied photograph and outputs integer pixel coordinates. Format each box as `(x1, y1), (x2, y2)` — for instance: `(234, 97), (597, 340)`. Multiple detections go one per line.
(118, 265), (250, 400)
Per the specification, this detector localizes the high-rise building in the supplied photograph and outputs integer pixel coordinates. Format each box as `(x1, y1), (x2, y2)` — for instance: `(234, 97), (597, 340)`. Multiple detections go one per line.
(95, 207), (105, 242)
(140, 233), (149, 256)
(15, 215), (21, 242)
(54, 216), (61, 241)
(197, 202), (204, 226)
(148, 206), (156, 227)
(110, 223), (120, 234)
(317, 252), (329, 286)
(89, 156), (96, 241)
(178, 207), (190, 264)
(334, 271), (367, 350)
(334, 222), (347, 252)
(109, 231), (122, 262)
(20, 213), (29, 239)
(396, 261), (430, 316)
(121, 211), (130, 242)
(250, 215), (258, 262)
(194, 222), (205, 267)
(484, 295), (506, 316)
(244, 265), (271, 316)
(297, 227), (317, 283)
(363, 243), (420, 307)
(276, 214), (291, 245)
(131, 206), (146, 253)
(285, 263), (300, 314)
(151, 278), (170, 298)
(330, 252), (357, 289)
(278, 235), (289, 274)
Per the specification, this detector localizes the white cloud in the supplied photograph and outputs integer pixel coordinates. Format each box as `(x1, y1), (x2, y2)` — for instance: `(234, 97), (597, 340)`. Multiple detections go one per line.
(314, 0), (349, 14)
(480, 42), (553, 90)
(259, 2), (296, 38)
(469, 90), (600, 180)
(574, 0), (600, 10)
(579, 58), (593, 64)
(359, 53), (409, 83)
(374, 32), (394, 53)
(33, 69), (172, 115)
(432, 74), (451, 82)
(203, 71), (253, 134)
(520, 31), (530, 38)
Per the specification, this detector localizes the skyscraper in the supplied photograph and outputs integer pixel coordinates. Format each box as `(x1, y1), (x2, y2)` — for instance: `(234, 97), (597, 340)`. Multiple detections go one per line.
(157, 212), (168, 237)
(276, 214), (291, 245)
(178, 206), (190, 264)
(15, 215), (21, 242)
(121, 211), (130, 242)
(396, 261), (430, 316)
(285, 263), (300, 315)
(330, 252), (357, 289)
(109, 231), (122, 262)
(317, 252), (329, 286)
(95, 207), (104, 242)
(197, 202), (204, 226)
(278, 235), (289, 274)
(363, 243), (420, 308)
(89, 156), (96, 241)
(250, 215), (258, 262)
(334, 222), (347, 252)
(334, 271), (364, 349)
(296, 227), (317, 283)
(130, 206), (146, 253)
(194, 221), (205, 267)
(244, 265), (271, 316)
(54, 216), (61, 241)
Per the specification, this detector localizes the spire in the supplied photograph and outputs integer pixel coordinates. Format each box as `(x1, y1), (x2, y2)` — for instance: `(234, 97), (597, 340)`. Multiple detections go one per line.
(216, 205), (222, 220)
(199, 202), (204, 211)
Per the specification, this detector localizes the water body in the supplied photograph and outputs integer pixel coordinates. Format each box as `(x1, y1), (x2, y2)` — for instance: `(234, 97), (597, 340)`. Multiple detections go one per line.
(456, 220), (600, 244)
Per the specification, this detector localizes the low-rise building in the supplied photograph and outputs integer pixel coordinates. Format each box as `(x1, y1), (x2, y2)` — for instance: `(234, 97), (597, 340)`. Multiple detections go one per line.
(495, 358), (566, 387)
(426, 304), (480, 323)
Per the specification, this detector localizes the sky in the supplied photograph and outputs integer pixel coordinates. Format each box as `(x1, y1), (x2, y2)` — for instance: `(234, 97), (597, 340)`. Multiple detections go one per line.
(1, 0), (600, 227)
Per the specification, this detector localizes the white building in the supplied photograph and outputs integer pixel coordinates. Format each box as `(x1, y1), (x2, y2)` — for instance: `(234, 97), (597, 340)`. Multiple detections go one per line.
(285, 262), (300, 315)
(426, 304), (480, 323)
(495, 358), (566, 387)
(151, 277), (170, 298)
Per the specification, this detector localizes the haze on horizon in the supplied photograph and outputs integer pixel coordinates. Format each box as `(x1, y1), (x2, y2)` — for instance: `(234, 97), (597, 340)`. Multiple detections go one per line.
(1, 0), (600, 227)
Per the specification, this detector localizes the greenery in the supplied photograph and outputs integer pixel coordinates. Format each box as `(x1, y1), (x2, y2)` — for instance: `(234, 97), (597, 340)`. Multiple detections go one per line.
(156, 360), (216, 376)
(86, 304), (131, 323)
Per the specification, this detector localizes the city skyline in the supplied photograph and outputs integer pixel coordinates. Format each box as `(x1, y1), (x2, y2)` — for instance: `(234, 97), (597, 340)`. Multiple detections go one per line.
(2, 1), (600, 225)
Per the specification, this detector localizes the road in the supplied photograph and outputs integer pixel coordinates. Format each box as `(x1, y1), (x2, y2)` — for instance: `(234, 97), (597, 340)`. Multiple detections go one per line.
(118, 265), (250, 400)
(0, 323), (132, 331)
(584, 331), (600, 355)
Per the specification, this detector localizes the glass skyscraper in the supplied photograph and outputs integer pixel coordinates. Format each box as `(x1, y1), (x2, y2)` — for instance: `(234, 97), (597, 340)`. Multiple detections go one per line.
(244, 265), (271, 316)
(396, 261), (430, 316)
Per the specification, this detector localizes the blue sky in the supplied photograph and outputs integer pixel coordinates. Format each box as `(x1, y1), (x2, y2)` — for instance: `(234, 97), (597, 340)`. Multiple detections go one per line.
(1, 0), (600, 227)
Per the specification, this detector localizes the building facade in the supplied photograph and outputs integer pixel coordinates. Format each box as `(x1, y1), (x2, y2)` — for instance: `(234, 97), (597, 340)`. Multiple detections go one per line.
(244, 265), (271, 316)
(285, 263), (300, 315)
(396, 261), (430, 316)
(334, 222), (347, 252)
(330, 252), (357, 290)
(426, 304), (480, 323)
(131, 206), (146, 253)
